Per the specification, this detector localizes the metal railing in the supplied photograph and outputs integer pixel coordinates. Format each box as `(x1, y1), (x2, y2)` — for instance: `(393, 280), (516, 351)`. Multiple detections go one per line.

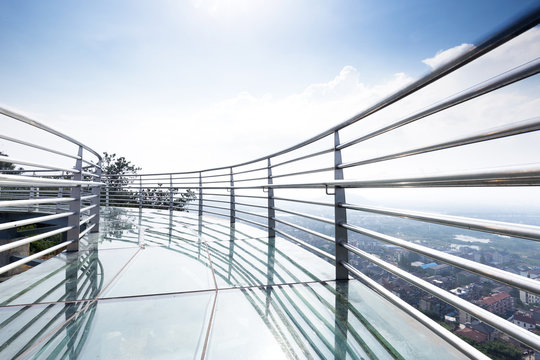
(0, 107), (102, 278)
(100, 7), (540, 356)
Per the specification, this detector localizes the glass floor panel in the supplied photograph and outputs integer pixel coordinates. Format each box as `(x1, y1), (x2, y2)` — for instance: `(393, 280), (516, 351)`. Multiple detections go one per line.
(0, 207), (471, 359)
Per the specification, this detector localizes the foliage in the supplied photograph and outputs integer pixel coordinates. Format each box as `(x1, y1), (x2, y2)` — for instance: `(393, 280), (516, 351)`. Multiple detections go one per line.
(139, 185), (196, 210)
(102, 152), (196, 211)
(102, 152), (141, 193)
(457, 335), (522, 360)
(0, 150), (23, 174)
(0, 150), (15, 172)
(30, 234), (63, 254)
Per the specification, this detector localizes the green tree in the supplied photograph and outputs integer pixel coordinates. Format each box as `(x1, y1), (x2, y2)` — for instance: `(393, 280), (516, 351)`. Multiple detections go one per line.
(102, 152), (196, 211)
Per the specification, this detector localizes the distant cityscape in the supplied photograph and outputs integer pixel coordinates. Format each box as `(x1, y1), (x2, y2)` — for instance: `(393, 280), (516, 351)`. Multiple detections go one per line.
(265, 205), (540, 358)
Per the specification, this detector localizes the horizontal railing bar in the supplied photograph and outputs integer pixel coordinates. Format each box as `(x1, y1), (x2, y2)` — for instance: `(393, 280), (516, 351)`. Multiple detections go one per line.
(342, 222), (540, 295)
(201, 209), (229, 218)
(274, 217), (335, 243)
(81, 171), (99, 178)
(340, 117), (540, 169)
(233, 208), (267, 219)
(0, 174), (103, 187)
(233, 215), (269, 230)
(232, 194), (267, 200)
(0, 226), (74, 254)
(202, 198), (231, 205)
(0, 240), (74, 276)
(271, 148), (334, 168)
(0, 106), (101, 160)
(202, 204), (230, 212)
(272, 207), (335, 225)
(342, 203), (540, 242)
(80, 204), (96, 213)
(81, 158), (102, 169)
(80, 214), (96, 226)
(271, 167), (334, 180)
(232, 166), (268, 176)
(273, 197), (334, 207)
(79, 223), (96, 239)
(342, 263), (490, 360)
(0, 211), (75, 231)
(343, 243), (540, 351)
(193, 192), (228, 197)
(337, 58), (540, 150)
(164, 165), (540, 191)
(80, 195), (97, 201)
(0, 134), (80, 161)
(0, 155), (76, 173)
(234, 201), (268, 210)
(0, 197), (75, 208)
(273, 228), (335, 262)
(263, 166), (540, 189)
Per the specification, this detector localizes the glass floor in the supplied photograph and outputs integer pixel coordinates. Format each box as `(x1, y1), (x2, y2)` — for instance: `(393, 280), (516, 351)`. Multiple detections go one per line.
(0, 207), (469, 359)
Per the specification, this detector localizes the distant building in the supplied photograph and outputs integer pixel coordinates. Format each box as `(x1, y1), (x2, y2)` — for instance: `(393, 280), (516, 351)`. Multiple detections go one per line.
(455, 327), (488, 343)
(519, 271), (540, 305)
(475, 291), (514, 316)
(510, 312), (536, 330)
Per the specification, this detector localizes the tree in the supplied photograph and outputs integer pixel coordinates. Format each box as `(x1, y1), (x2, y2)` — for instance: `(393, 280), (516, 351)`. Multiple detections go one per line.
(102, 152), (141, 193)
(0, 151), (24, 175)
(102, 152), (196, 211)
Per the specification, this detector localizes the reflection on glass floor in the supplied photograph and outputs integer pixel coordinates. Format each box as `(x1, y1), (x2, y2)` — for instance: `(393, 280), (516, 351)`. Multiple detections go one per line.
(0, 207), (468, 359)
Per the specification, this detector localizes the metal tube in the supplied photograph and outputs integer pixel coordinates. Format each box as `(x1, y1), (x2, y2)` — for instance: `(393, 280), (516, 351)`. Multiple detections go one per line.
(343, 243), (540, 351)
(342, 263), (490, 360)
(0, 240), (74, 276)
(272, 206), (335, 225)
(337, 59), (540, 150)
(274, 217), (334, 243)
(334, 131), (348, 280)
(0, 197), (76, 208)
(0, 226), (74, 254)
(342, 223), (540, 295)
(230, 167), (236, 224)
(273, 228), (335, 262)
(340, 117), (540, 168)
(0, 211), (75, 231)
(0, 106), (102, 160)
(342, 203), (540, 242)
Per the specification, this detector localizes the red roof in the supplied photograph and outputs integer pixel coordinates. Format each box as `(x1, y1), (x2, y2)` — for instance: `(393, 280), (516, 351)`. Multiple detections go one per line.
(456, 327), (488, 343)
(513, 312), (535, 324)
(478, 291), (511, 306)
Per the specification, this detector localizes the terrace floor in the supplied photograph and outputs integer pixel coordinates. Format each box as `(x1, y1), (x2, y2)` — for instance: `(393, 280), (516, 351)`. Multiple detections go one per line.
(0, 207), (469, 359)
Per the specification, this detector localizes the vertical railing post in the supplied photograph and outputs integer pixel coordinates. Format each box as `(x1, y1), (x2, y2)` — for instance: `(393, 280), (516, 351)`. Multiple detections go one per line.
(56, 171), (64, 213)
(267, 158), (275, 238)
(67, 146), (83, 252)
(29, 171), (36, 212)
(334, 131), (348, 280)
(89, 160), (101, 233)
(169, 174), (174, 233)
(230, 167), (235, 224)
(169, 174), (174, 211)
(198, 172), (203, 217)
(105, 178), (110, 207)
(139, 175), (143, 210)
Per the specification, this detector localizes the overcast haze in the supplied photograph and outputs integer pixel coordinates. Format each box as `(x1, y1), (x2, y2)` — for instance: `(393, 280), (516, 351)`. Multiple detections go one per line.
(1, 0), (539, 174)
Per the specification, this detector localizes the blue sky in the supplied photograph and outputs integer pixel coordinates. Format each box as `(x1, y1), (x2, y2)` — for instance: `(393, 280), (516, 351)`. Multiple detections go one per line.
(0, 0), (538, 172)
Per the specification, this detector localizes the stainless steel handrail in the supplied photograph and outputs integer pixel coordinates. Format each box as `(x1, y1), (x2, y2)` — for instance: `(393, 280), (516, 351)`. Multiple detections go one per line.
(98, 8), (540, 355)
(0, 108), (102, 277)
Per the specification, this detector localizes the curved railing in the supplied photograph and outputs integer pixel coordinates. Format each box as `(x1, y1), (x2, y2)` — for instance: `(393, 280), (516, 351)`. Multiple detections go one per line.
(102, 7), (540, 356)
(0, 107), (102, 278)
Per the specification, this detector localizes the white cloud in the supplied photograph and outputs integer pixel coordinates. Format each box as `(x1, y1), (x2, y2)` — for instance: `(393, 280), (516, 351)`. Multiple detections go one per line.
(422, 43), (475, 69)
